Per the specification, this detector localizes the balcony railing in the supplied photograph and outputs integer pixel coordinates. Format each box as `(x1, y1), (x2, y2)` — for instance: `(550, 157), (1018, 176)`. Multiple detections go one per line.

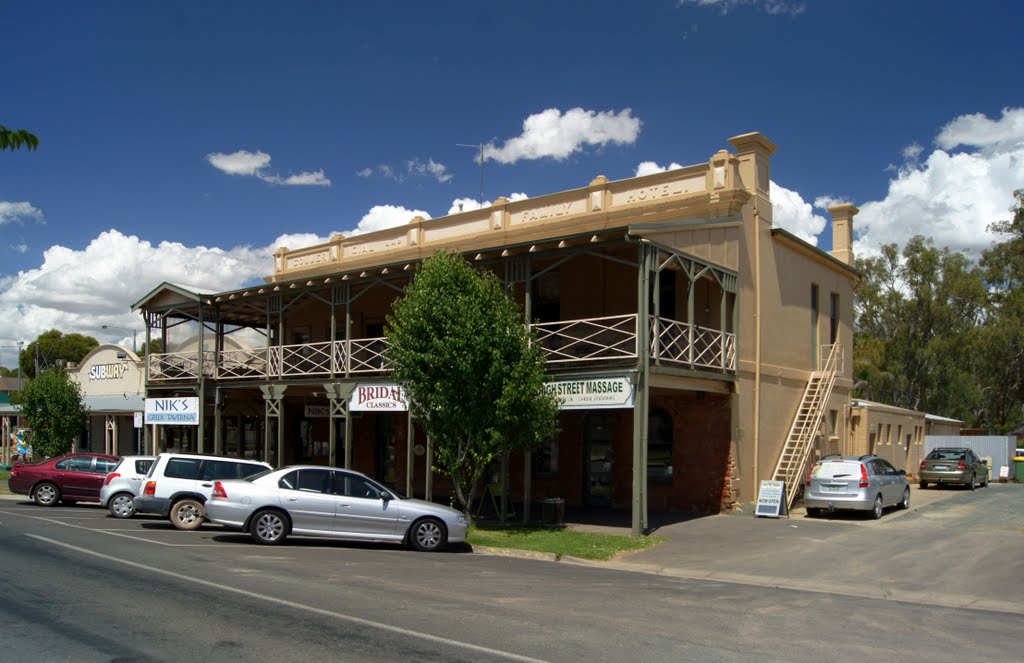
(146, 313), (736, 382)
(533, 314), (638, 364)
(651, 317), (736, 371)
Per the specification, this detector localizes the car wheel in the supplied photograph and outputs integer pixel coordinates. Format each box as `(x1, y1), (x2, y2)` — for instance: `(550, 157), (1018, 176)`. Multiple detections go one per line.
(409, 517), (447, 552)
(898, 487), (910, 510)
(250, 509), (288, 545)
(805, 507), (821, 518)
(170, 498), (205, 530)
(919, 481), (928, 489)
(33, 482), (61, 506)
(871, 494), (883, 520)
(109, 492), (136, 518)
(981, 473), (989, 487)
(968, 474), (976, 491)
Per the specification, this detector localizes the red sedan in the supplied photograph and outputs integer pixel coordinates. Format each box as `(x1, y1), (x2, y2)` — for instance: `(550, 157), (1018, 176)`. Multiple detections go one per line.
(9, 453), (120, 506)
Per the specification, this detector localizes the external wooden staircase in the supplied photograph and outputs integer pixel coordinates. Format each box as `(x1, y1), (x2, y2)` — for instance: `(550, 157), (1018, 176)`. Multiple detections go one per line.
(771, 342), (841, 509)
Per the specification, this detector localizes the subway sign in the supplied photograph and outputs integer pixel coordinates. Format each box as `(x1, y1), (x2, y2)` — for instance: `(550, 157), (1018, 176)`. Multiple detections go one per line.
(144, 397), (199, 425)
(545, 376), (634, 410)
(88, 362), (130, 381)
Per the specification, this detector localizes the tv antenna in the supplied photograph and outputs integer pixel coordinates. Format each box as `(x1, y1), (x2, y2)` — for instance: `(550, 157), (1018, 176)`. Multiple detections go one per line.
(456, 142), (486, 207)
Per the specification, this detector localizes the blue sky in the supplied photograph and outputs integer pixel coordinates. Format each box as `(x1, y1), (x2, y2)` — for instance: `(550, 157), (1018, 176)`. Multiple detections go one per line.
(1, 0), (1022, 362)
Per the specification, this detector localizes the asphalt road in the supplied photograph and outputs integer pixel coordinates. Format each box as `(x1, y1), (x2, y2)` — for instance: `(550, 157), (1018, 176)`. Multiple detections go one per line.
(0, 485), (1021, 662)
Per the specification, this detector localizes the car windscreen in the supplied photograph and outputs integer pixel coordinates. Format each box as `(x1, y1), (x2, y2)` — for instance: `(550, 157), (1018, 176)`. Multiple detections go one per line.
(926, 450), (966, 461)
(811, 461), (861, 479)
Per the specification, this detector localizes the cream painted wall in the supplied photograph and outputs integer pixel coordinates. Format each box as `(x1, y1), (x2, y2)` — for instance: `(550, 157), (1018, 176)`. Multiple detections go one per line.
(68, 345), (144, 397)
(849, 404), (926, 473)
(723, 136), (859, 503)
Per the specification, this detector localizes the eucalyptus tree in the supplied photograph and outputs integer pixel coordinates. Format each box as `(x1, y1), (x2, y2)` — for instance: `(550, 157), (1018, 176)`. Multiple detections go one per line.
(853, 236), (986, 419)
(20, 330), (99, 379)
(0, 125), (39, 151)
(975, 190), (1024, 432)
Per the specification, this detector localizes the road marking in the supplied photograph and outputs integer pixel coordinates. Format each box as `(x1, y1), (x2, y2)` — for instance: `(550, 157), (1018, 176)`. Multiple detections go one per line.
(26, 534), (549, 663)
(1, 509), (220, 546)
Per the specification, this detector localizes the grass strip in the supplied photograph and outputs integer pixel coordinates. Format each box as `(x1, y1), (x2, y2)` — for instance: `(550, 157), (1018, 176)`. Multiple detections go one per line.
(467, 523), (663, 561)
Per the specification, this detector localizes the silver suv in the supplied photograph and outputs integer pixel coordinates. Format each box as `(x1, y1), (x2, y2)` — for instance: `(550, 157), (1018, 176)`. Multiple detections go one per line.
(133, 453), (271, 530)
(804, 454), (910, 519)
(99, 455), (156, 518)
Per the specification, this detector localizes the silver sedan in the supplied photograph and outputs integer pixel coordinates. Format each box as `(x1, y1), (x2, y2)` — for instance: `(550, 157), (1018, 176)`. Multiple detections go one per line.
(204, 465), (468, 552)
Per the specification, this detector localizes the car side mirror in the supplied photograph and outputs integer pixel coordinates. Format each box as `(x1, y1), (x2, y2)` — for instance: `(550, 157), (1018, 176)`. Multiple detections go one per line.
(981, 460), (988, 465)
(380, 492), (393, 501)
(897, 469), (906, 476)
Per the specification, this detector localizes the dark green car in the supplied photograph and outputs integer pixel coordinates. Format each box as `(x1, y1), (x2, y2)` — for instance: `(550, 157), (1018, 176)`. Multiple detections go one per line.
(918, 447), (988, 490)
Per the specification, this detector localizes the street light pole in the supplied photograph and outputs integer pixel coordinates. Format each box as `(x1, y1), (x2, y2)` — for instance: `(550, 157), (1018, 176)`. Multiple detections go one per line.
(102, 325), (138, 353)
(17, 341), (22, 430)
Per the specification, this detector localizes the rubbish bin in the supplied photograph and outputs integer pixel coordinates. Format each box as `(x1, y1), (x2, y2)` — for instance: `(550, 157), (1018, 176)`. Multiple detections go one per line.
(1014, 457), (1024, 483)
(541, 498), (565, 528)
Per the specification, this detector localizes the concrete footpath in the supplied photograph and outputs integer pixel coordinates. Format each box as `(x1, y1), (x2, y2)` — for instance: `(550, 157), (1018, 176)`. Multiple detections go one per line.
(557, 482), (1024, 614)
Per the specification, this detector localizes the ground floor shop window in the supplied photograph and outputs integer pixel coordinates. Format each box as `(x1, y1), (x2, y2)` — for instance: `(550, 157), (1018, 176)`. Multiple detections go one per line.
(225, 417), (241, 456)
(243, 417), (262, 459)
(533, 435), (560, 478)
(647, 408), (673, 483)
(584, 412), (613, 505)
(376, 413), (396, 488)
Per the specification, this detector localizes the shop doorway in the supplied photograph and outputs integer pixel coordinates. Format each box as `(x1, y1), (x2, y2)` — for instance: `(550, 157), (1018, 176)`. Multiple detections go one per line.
(583, 411), (613, 506)
(375, 412), (397, 489)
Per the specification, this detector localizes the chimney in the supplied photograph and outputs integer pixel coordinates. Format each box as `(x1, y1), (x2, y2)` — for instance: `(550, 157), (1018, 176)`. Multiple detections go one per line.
(828, 203), (858, 265)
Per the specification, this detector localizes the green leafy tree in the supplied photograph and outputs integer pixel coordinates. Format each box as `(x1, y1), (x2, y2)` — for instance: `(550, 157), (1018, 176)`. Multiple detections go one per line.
(386, 251), (560, 520)
(138, 337), (164, 358)
(0, 125), (39, 151)
(853, 236), (986, 420)
(975, 190), (1024, 432)
(20, 329), (99, 379)
(16, 368), (88, 458)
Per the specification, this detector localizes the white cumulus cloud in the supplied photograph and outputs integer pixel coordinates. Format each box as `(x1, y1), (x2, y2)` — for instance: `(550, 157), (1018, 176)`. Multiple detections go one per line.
(446, 193), (530, 215)
(0, 201), (45, 225)
(281, 170), (331, 186)
(483, 108), (641, 165)
(207, 149), (331, 187)
(350, 205), (432, 235)
(406, 158), (453, 183)
(0, 230), (271, 351)
(635, 161), (684, 177)
(359, 158), (452, 184)
(769, 182), (828, 246)
(207, 150), (272, 176)
(854, 107), (1024, 259)
(936, 107), (1024, 154)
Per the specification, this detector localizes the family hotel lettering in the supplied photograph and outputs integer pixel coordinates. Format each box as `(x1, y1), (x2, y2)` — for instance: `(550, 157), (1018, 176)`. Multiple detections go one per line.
(545, 377), (634, 409)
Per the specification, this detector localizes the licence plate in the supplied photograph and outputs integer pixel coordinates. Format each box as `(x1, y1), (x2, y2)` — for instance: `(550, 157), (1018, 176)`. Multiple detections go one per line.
(934, 465), (948, 470)
(826, 485), (843, 491)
